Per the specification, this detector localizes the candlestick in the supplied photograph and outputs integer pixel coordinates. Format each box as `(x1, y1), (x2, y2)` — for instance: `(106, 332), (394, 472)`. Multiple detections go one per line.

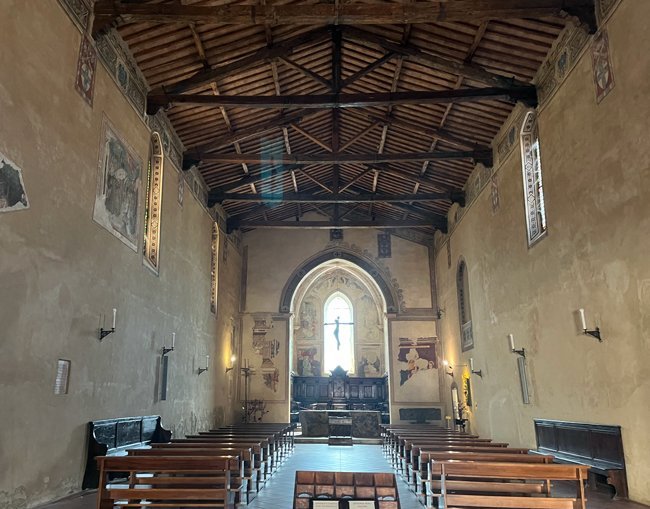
(578, 308), (587, 330)
(206, 355), (210, 368)
(172, 332), (176, 348)
(508, 334), (515, 351)
(112, 308), (117, 329)
(469, 358), (474, 371)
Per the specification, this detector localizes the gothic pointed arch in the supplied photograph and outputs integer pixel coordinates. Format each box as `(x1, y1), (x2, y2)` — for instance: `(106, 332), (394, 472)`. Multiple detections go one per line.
(279, 246), (401, 314)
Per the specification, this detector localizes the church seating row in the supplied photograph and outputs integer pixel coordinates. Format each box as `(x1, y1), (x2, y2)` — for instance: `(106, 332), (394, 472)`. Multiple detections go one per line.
(381, 424), (589, 509)
(95, 422), (296, 508)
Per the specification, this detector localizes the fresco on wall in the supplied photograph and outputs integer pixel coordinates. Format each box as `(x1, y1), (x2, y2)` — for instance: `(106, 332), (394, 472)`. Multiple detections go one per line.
(297, 299), (318, 340)
(396, 337), (437, 386)
(297, 346), (321, 376)
(358, 294), (383, 342)
(377, 232), (391, 258)
(74, 34), (97, 106)
(0, 151), (29, 213)
(591, 29), (615, 103)
(93, 117), (142, 251)
(358, 347), (383, 377)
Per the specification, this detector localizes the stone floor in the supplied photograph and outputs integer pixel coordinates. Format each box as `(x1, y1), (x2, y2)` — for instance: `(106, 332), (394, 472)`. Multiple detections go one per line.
(38, 444), (648, 509)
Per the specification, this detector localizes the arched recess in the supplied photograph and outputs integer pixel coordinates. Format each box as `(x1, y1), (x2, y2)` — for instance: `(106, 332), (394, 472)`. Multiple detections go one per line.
(279, 248), (400, 314)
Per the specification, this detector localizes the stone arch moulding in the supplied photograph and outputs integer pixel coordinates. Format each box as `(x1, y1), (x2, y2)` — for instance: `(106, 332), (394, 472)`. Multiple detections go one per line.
(279, 248), (401, 314)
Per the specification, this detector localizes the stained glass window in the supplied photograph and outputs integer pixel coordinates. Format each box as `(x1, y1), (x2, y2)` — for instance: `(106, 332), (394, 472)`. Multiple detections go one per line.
(323, 292), (354, 373)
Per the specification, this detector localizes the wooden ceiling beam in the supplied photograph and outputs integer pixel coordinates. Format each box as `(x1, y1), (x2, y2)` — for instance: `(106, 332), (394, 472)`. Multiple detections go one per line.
(146, 27), (331, 98)
(227, 218), (444, 231)
(278, 56), (332, 89)
(148, 86), (537, 111)
(94, 1), (596, 29)
(340, 52), (399, 89)
(196, 149), (492, 165)
(214, 191), (453, 204)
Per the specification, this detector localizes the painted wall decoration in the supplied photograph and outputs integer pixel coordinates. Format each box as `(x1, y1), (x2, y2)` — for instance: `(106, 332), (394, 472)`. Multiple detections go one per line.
(377, 232), (391, 258)
(0, 151), (29, 213)
(143, 133), (164, 274)
(210, 223), (218, 314)
(93, 117), (142, 251)
(357, 294), (382, 343)
(252, 316), (281, 393)
(591, 29), (615, 103)
(446, 240), (451, 269)
(490, 176), (500, 214)
(390, 320), (439, 404)
(296, 299), (318, 340)
(396, 337), (437, 386)
(177, 172), (184, 207)
(358, 346), (383, 377)
(74, 34), (97, 106)
(297, 346), (321, 376)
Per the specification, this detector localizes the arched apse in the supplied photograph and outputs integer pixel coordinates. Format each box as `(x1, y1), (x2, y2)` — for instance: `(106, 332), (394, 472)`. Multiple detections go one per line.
(279, 247), (401, 314)
(289, 259), (389, 378)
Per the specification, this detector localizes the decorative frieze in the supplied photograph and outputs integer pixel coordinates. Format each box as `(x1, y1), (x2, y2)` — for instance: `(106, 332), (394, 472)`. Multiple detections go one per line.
(148, 111), (184, 171)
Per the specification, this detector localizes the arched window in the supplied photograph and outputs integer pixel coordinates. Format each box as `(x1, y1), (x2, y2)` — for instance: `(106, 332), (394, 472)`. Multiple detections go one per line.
(143, 132), (164, 273)
(520, 111), (547, 246)
(457, 259), (474, 352)
(323, 292), (355, 373)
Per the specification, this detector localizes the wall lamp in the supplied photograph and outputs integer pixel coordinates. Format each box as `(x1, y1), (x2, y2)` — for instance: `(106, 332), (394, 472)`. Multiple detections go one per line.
(225, 354), (237, 373)
(442, 359), (454, 378)
(469, 358), (483, 378)
(578, 308), (603, 342)
(198, 355), (209, 375)
(508, 334), (526, 358)
(162, 333), (176, 356)
(99, 308), (117, 340)
(436, 307), (445, 319)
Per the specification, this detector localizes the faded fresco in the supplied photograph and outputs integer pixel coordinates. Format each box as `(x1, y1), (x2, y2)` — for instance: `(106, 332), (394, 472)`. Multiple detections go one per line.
(0, 151), (29, 213)
(358, 347), (383, 377)
(397, 337), (438, 386)
(592, 29), (615, 103)
(296, 346), (321, 376)
(74, 34), (97, 106)
(93, 117), (142, 251)
(296, 299), (318, 340)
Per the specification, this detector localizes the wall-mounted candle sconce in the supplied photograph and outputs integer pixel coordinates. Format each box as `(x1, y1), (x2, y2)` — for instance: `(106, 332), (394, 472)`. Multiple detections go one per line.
(162, 333), (176, 356)
(578, 308), (603, 342)
(99, 308), (117, 340)
(442, 359), (454, 378)
(469, 358), (483, 378)
(198, 355), (210, 375)
(508, 334), (526, 358)
(436, 307), (445, 319)
(225, 354), (237, 373)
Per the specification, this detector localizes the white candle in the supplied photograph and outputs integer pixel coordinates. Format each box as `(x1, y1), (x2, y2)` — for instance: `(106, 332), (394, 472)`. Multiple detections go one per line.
(112, 308), (117, 329)
(578, 308), (587, 330)
(508, 334), (515, 351)
(172, 333), (176, 348)
(206, 355), (210, 369)
(470, 358), (475, 371)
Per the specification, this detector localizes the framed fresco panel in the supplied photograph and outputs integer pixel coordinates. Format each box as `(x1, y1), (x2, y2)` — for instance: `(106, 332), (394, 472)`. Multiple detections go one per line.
(389, 319), (439, 404)
(93, 116), (143, 251)
(296, 345), (322, 377)
(357, 345), (383, 377)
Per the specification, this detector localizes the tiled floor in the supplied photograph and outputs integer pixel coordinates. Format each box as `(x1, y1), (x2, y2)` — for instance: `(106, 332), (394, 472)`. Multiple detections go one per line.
(39, 444), (648, 509)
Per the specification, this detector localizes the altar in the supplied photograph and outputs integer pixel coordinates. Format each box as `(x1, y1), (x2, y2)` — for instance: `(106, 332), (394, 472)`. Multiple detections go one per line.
(299, 410), (381, 438)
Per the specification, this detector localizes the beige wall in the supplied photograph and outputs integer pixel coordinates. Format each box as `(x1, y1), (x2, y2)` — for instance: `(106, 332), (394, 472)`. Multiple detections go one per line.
(0, 3), (241, 508)
(242, 226), (442, 422)
(434, 1), (650, 503)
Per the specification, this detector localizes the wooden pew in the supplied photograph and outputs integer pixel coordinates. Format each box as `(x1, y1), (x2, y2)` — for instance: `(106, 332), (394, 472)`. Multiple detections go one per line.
(127, 447), (251, 505)
(435, 461), (589, 509)
(420, 451), (554, 507)
(96, 455), (237, 509)
(165, 439), (268, 492)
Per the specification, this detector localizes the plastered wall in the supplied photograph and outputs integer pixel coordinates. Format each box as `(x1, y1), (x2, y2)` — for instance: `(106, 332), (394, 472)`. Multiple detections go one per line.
(434, 1), (650, 503)
(0, 3), (241, 508)
(241, 226), (442, 422)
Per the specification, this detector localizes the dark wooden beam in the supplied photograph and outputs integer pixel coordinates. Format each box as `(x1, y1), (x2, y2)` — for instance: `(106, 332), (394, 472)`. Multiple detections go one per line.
(343, 25), (529, 88)
(146, 28), (330, 98)
(147, 86), (537, 110)
(196, 149), (493, 165)
(227, 218), (442, 231)
(94, 1), (595, 28)
(207, 163), (305, 196)
(341, 52), (399, 89)
(214, 191), (451, 204)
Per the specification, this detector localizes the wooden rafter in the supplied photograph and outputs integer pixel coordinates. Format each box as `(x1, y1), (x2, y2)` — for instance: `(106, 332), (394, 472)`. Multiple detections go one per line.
(213, 191), (455, 204)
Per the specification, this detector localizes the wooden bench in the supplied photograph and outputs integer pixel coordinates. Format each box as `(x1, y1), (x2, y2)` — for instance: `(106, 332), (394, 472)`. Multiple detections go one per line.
(82, 415), (171, 489)
(127, 447), (250, 505)
(435, 461), (589, 509)
(294, 471), (400, 509)
(96, 455), (236, 509)
(533, 418), (628, 499)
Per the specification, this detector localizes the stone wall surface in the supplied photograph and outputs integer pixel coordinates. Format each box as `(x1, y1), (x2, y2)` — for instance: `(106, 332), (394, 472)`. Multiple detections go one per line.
(0, 2), (241, 508)
(434, 1), (649, 503)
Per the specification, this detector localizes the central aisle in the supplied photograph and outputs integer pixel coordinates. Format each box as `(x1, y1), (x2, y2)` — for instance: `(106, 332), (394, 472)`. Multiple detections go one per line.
(249, 444), (422, 509)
